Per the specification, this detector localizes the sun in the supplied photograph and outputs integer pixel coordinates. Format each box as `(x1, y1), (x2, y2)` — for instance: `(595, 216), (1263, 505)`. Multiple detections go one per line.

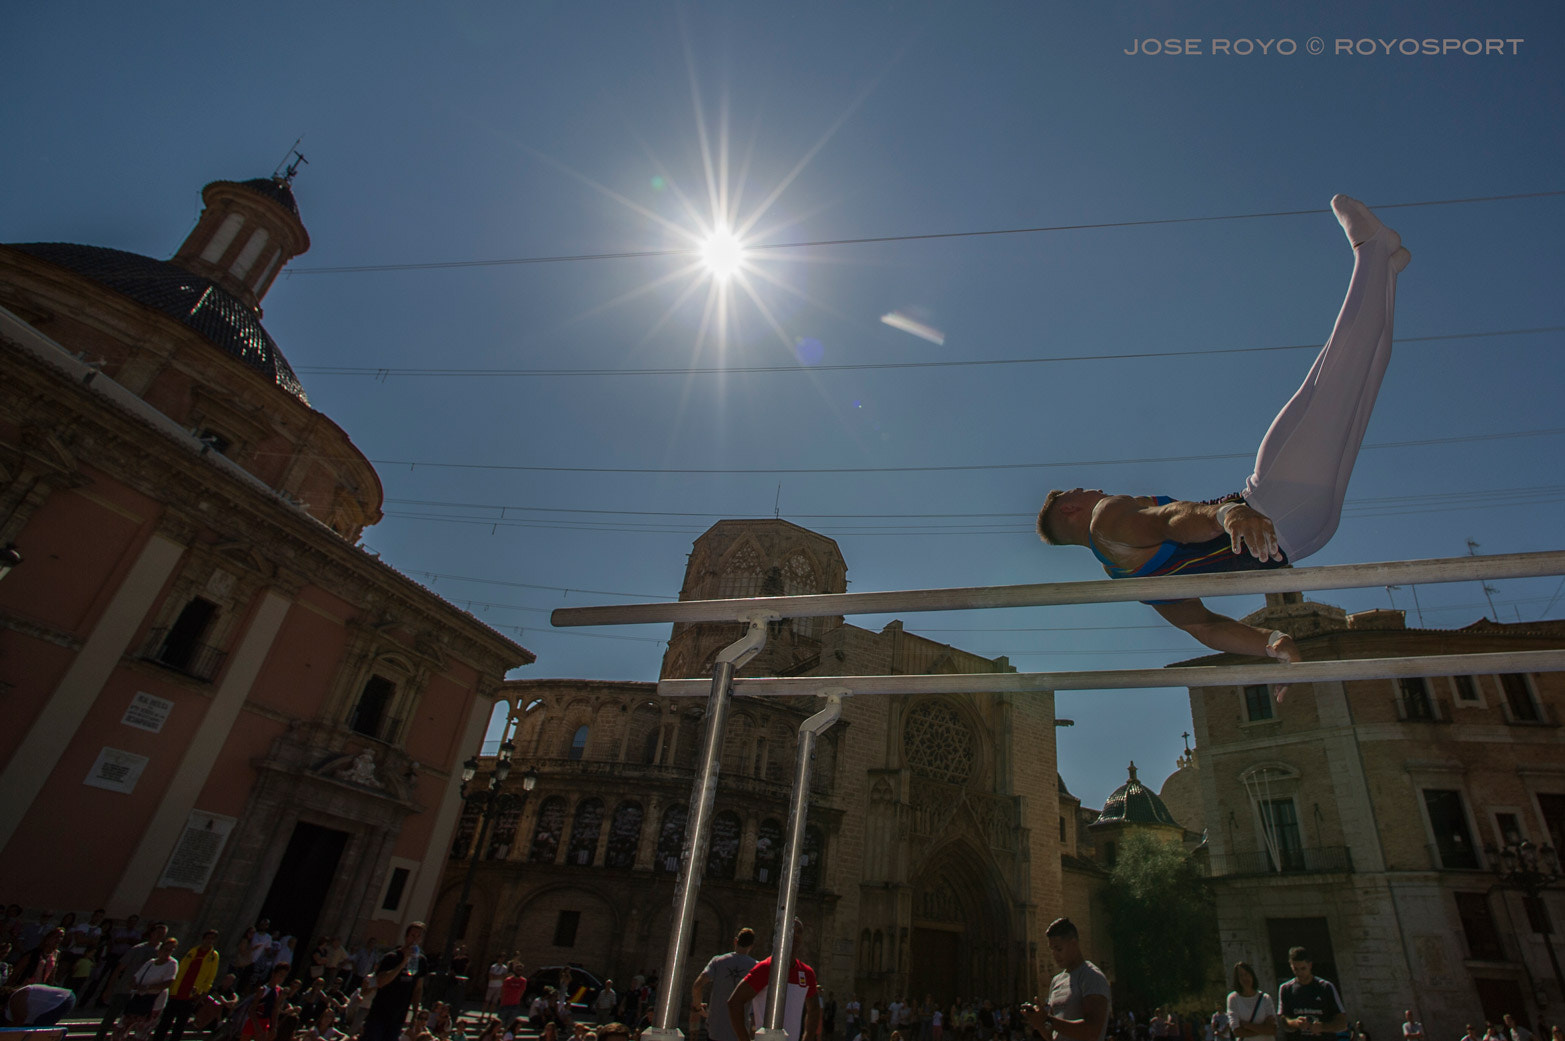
(698, 225), (746, 281)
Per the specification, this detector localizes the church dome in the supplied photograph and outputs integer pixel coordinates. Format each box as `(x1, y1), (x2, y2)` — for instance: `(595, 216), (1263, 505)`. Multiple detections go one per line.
(8, 242), (307, 401)
(236, 177), (301, 218)
(1091, 761), (1179, 828)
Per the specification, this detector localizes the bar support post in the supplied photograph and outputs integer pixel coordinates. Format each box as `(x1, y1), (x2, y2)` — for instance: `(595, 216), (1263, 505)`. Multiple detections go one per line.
(758, 691), (844, 1041)
(645, 613), (776, 1041)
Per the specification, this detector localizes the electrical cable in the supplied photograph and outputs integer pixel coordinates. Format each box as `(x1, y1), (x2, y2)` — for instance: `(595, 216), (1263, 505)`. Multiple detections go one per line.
(286, 189), (1565, 275)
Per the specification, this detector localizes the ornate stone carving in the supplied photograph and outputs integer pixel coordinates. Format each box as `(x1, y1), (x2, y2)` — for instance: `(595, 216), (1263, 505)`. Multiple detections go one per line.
(903, 702), (976, 784)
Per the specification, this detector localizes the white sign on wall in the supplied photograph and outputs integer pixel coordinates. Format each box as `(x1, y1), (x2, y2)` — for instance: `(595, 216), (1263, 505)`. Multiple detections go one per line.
(122, 692), (174, 733)
(158, 811), (238, 893)
(84, 748), (149, 794)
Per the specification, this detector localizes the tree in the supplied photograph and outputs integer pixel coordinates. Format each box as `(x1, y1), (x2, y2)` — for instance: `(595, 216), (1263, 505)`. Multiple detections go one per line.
(1104, 831), (1221, 1009)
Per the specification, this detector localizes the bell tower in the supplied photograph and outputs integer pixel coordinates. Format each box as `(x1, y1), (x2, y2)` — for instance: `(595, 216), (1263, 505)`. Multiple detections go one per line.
(172, 167), (310, 313)
(660, 519), (848, 680)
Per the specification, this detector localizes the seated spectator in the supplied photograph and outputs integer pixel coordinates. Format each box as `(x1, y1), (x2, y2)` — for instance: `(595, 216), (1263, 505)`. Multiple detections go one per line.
(194, 972), (240, 1034)
(402, 1008), (433, 1041)
(301, 1007), (348, 1041)
(430, 1001), (455, 1039)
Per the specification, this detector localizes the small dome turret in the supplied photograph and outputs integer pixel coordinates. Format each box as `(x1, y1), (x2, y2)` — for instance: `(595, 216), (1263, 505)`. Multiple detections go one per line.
(172, 175), (310, 312)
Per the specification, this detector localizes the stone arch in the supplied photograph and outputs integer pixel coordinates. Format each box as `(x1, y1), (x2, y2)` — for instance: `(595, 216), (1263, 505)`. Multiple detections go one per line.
(907, 837), (1016, 1004)
(715, 537), (768, 598)
(627, 702), (661, 764)
(429, 875), (500, 957)
(642, 896), (726, 979)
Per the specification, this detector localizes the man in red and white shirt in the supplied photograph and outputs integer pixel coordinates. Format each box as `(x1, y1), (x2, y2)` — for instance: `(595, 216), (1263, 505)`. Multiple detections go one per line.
(727, 920), (821, 1041)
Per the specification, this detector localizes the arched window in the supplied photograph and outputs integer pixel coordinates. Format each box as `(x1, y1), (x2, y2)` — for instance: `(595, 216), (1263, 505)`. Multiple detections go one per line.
(568, 724), (589, 760)
(705, 811), (742, 880)
(800, 825), (824, 891)
(567, 798), (606, 865)
(780, 552), (821, 636)
(716, 542), (766, 598)
(753, 818), (783, 883)
(605, 802), (643, 869)
(655, 804), (687, 874)
(528, 796), (567, 863)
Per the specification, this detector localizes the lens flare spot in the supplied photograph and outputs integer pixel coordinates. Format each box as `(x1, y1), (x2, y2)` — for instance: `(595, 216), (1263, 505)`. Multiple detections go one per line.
(650, 176), (667, 191)
(794, 337), (825, 366)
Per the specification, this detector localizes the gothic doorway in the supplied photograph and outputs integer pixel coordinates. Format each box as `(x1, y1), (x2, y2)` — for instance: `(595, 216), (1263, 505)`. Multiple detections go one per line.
(909, 841), (1013, 1004)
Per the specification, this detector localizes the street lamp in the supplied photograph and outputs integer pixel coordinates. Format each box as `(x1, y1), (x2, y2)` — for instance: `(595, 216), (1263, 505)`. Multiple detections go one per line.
(444, 740), (535, 979)
(1485, 838), (1564, 1009)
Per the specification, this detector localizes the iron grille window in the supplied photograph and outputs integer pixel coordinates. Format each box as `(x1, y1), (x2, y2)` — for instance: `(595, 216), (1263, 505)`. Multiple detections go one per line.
(604, 802), (643, 869)
(705, 811), (741, 880)
(1261, 798), (1305, 870)
(567, 799), (605, 866)
(754, 819), (783, 883)
(656, 805), (687, 873)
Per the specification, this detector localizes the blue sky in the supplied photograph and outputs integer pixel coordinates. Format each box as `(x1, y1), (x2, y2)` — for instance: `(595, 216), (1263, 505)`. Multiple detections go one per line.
(5, 1), (1562, 811)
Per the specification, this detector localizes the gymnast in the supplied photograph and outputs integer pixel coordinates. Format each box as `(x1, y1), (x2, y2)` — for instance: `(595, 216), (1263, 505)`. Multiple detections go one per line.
(1035, 196), (1410, 693)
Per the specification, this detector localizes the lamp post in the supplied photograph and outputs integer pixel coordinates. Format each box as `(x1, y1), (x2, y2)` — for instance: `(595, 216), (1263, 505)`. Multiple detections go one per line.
(444, 740), (537, 976)
(1486, 838), (1565, 1010)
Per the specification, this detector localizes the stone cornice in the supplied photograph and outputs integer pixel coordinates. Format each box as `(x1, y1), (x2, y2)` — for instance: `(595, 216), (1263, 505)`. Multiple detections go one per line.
(1, 333), (531, 680)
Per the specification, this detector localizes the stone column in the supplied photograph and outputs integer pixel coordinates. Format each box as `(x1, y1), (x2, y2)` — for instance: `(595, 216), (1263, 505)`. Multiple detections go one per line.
(735, 813), (759, 881)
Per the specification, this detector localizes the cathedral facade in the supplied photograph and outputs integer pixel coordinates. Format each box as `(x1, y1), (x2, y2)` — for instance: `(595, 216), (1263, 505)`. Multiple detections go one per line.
(431, 519), (1064, 1005)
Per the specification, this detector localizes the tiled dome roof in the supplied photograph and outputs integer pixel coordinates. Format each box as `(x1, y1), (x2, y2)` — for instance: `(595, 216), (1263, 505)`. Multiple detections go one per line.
(235, 177), (301, 218)
(1091, 762), (1179, 828)
(8, 242), (307, 402)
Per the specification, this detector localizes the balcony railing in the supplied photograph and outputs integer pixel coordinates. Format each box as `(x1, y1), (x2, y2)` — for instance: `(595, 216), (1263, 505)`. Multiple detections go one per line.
(1204, 845), (1354, 878)
(140, 627), (226, 682)
(517, 756), (832, 797)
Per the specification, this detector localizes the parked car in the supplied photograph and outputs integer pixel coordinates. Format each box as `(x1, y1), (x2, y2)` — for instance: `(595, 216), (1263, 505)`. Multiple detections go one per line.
(520, 965), (605, 1016)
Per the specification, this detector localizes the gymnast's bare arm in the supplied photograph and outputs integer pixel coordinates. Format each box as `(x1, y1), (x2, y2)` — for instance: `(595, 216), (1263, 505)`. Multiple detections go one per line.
(1091, 496), (1283, 562)
(1152, 600), (1300, 701)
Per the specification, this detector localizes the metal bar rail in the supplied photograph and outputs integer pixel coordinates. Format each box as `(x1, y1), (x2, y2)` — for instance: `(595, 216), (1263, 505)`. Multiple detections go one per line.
(574, 548), (1565, 1041)
(656, 649), (1565, 698)
(552, 549), (1565, 627)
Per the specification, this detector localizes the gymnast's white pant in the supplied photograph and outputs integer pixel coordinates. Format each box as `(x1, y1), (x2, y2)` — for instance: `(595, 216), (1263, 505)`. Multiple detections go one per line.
(1242, 231), (1403, 562)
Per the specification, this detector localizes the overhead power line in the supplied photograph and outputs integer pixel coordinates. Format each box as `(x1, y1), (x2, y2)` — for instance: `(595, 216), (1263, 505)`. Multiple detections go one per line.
(286, 190), (1565, 275)
(293, 326), (1563, 379)
(365, 425), (1565, 476)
